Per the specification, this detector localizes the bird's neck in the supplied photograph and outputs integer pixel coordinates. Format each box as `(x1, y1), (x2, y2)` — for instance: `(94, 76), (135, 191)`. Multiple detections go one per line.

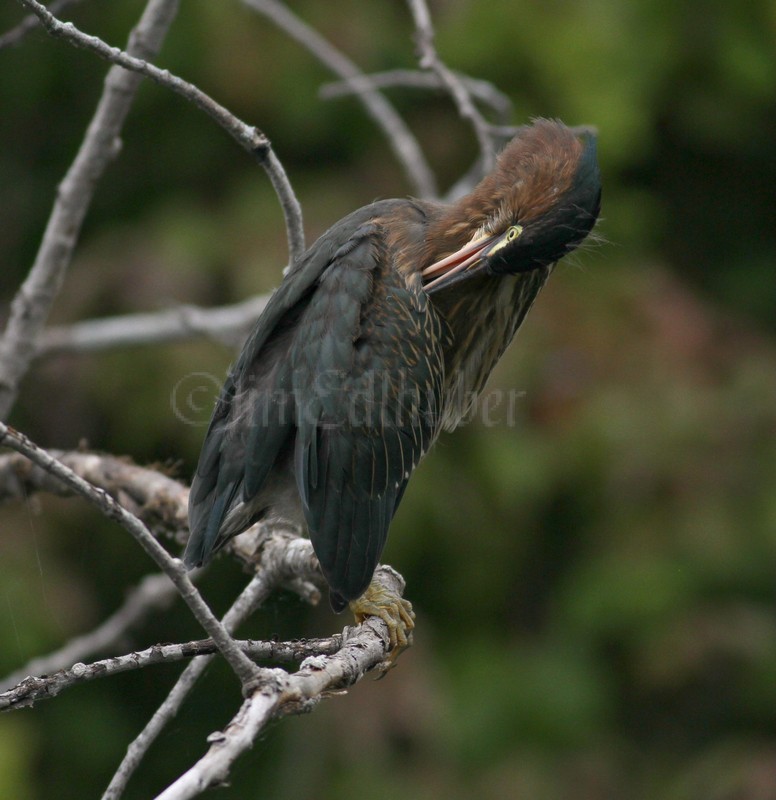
(431, 268), (551, 431)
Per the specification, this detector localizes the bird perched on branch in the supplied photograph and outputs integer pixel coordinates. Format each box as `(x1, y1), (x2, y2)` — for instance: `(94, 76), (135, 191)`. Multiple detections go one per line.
(185, 119), (601, 650)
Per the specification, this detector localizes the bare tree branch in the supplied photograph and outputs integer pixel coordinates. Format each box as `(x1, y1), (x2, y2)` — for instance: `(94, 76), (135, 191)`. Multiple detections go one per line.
(0, 442), (408, 795)
(0, 447), (324, 584)
(0, 0), (84, 50)
(405, 0), (497, 171)
(102, 572), (275, 800)
(240, 0), (438, 199)
(0, 0), (181, 420)
(0, 573), (177, 692)
(155, 566), (408, 800)
(1, 634), (343, 710)
(105, 659), (205, 800)
(320, 68), (514, 124)
(0, 451), (188, 694)
(0, 423), (260, 687)
(10, 0), (304, 287)
(0, 445), (317, 588)
(0, 449), (189, 539)
(103, 534), (342, 799)
(35, 294), (270, 359)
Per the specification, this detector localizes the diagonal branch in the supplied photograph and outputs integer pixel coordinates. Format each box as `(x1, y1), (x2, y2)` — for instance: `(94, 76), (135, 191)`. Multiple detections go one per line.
(0, 423), (260, 687)
(16, 0), (304, 262)
(405, 0), (497, 171)
(0, 443), (389, 798)
(102, 572), (274, 800)
(0, 573), (177, 693)
(0, 449), (189, 538)
(0, 0), (84, 50)
(102, 538), (323, 800)
(0, 0), (181, 420)
(9, 0), (304, 310)
(0, 440), (410, 795)
(0, 441), (411, 796)
(155, 566), (408, 800)
(240, 0), (438, 199)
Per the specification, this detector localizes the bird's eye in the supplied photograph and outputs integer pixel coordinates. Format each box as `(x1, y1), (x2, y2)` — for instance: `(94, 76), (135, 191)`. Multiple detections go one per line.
(506, 225), (523, 242)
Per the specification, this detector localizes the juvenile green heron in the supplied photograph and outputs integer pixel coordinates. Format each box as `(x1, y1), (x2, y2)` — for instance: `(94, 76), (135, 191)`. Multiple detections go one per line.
(185, 119), (601, 646)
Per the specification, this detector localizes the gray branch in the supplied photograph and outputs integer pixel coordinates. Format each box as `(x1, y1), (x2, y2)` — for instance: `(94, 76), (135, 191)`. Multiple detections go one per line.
(155, 567), (408, 800)
(0, 0), (181, 420)
(240, 0), (438, 198)
(0, 444), (410, 797)
(0, 423), (260, 688)
(0, 573), (177, 692)
(0, 449), (189, 537)
(11, 0), (304, 286)
(1, 634), (342, 711)
(102, 572), (277, 800)
(0, 0), (84, 50)
(320, 68), (514, 124)
(0, 451), (187, 692)
(406, 0), (497, 171)
(35, 294), (270, 359)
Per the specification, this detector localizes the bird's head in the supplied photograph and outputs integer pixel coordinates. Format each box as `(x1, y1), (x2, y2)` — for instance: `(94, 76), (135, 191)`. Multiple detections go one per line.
(422, 120), (601, 292)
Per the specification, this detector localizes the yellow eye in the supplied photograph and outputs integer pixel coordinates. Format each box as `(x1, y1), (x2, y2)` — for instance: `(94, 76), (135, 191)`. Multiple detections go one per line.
(485, 224), (524, 257)
(506, 225), (522, 242)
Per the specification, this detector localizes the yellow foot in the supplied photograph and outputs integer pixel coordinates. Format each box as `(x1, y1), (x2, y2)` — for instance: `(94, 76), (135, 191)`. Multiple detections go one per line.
(349, 566), (415, 662)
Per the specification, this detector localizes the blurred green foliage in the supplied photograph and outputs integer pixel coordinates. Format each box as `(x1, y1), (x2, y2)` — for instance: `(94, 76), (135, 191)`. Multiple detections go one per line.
(1, 0), (775, 797)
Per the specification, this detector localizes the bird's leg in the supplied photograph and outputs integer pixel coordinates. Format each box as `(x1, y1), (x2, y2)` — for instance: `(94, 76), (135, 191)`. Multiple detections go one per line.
(349, 565), (415, 661)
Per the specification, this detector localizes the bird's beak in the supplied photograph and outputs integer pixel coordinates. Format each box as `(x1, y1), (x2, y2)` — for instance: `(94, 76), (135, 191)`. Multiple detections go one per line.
(422, 232), (500, 292)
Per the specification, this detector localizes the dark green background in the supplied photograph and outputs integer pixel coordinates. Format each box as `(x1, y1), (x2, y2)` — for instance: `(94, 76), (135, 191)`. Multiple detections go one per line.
(1, 1), (775, 797)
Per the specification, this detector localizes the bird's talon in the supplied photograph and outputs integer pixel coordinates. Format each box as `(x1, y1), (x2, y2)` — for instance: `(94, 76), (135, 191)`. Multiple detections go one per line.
(349, 580), (415, 661)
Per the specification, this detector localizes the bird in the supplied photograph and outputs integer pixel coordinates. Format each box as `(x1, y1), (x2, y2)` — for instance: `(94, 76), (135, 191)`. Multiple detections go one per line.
(184, 119), (601, 649)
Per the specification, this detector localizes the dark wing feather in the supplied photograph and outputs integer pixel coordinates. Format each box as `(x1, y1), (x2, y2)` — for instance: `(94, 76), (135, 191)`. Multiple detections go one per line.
(185, 199), (427, 569)
(290, 222), (445, 607)
(185, 374), (241, 565)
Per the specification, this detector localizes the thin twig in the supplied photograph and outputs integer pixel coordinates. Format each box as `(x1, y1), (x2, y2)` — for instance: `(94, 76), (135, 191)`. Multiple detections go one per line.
(0, 0), (181, 421)
(261, 148), (306, 265)
(0, 573), (177, 693)
(240, 0), (437, 198)
(405, 0), (496, 171)
(321, 69), (513, 124)
(0, 436), (408, 798)
(0, 0), (84, 50)
(0, 423), (259, 687)
(1, 634), (342, 710)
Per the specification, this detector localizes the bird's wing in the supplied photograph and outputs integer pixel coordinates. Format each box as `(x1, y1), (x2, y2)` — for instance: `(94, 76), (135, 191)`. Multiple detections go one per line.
(185, 199), (434, 571)
(290, 221), (446, 609)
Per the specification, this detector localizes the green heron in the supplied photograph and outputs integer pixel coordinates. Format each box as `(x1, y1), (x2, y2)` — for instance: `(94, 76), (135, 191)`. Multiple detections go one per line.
(185, 119), (601, 647)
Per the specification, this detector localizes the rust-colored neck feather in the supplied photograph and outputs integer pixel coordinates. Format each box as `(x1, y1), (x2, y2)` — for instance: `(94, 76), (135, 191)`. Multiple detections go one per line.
(422, 120), (584, 267)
